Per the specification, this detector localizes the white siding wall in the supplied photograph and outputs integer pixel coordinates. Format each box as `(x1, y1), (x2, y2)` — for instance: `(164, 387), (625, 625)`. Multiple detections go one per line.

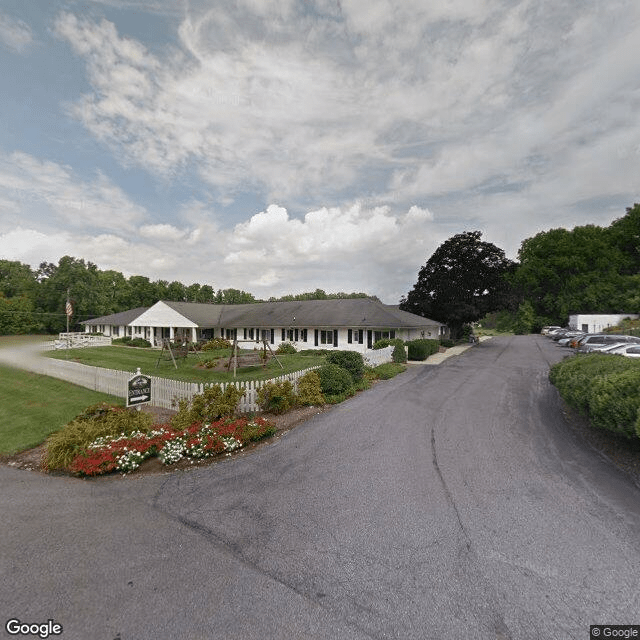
(568, 314), (639, 333)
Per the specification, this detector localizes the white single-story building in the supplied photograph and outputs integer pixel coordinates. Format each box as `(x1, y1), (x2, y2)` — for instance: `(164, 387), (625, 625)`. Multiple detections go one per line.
(568, 313), (639, 334)
(83, 298), (449, 352)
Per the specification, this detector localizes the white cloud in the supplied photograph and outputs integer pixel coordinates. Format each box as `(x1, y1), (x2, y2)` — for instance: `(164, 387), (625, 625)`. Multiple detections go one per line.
(0, 151), (147, 233)
(0, 11), (33, 54)
(50, 1), (640, 223)
(138, 224), (186, 241)
(0, 202), (445, 302)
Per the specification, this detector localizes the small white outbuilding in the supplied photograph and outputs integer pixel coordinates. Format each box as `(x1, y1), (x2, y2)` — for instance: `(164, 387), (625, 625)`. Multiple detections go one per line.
(568, 314), (639, 334)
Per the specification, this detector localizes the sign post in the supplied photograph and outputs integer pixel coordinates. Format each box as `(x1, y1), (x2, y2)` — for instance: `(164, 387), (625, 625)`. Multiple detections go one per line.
(127, 368), (151, 409)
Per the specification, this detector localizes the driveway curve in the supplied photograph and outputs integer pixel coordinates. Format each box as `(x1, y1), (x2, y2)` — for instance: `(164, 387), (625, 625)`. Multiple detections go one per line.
(1, 335), (639, 640)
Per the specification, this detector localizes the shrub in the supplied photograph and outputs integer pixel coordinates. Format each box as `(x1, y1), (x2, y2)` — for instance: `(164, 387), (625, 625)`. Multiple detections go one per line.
(257, 380), (296, 414)
(315, 363), (353, 396)
(276, 342), (297, 354)
(372, 337), (405, 350)
(372, 363), (407, 379)
(112, 336), (132, 345)
(171, 384), (245, 430)
(406, 339), (439, 361)
(45, 404), (153, 471)
(297, 349), (333, 356)
(549, 354), (633, 415)
(550, 354), (640, 439)
(586, 368), (640, 438)
(296, 370), (325, 406)
(129, 337), (151, 348)
(326, 350), (365, 381)
(392, 343), (407, 363)
(439, 339), (455, 348)
(201, 338), (232, 351)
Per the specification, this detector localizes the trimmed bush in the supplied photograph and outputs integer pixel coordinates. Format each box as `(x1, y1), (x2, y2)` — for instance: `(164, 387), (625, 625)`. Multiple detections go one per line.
(586, 368), (640, 438)
(112, 336), (132, 345)
(372, 337), (405, 350)
(171, 384), (245, 430)
(371, 363), (407, 379)
(325, 350), (365, 382)
(129, 337), (151, 348)
(45, 404), (153, 470)
(392, 343), (407, 363)
(439, 339), (455, 348)
(549, 354), (640, 439)
(276, 342), (297, 354)
(315, 363), (353, 396)
(406, 339), (440, 361)
(296, 370), (325, 406)
(201, 338), (232, 351)
(257, 380), (296, 414)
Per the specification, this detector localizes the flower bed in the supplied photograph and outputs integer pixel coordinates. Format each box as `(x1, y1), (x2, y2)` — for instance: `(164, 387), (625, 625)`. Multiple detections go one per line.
(67, 417), (275, 477)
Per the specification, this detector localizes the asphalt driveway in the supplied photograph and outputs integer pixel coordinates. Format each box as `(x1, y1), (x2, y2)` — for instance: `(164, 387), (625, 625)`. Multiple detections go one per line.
(2, 335), (639, 639)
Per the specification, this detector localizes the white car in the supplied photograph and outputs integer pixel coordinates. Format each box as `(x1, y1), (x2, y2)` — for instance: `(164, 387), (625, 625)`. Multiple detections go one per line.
(598, 343), (640, 358)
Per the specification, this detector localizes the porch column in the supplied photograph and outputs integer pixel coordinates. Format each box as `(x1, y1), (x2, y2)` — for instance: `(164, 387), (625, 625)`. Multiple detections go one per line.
(192, 327), (197, 343)
(169, 327), (174, 341)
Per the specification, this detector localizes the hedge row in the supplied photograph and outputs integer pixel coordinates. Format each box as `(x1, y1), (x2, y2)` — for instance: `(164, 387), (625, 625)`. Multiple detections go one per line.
(406, 339), (440, 361)
(549, 354), (640, 439)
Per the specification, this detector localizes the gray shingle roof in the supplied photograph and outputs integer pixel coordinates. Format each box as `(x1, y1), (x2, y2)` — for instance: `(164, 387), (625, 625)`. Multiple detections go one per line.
(166, 298), (442, 329)
(83, 299), (443, 330)
(84, 307), (148, 326)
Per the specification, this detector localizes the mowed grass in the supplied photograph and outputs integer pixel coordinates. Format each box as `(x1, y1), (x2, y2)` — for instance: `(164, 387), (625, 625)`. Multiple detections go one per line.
(45, 345), (327, 382)
(0, 363), (123, 455)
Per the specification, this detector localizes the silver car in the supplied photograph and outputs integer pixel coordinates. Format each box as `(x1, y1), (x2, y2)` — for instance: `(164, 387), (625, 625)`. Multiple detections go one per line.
(577, 334), (640, 353)
(598, 343), (640, 358)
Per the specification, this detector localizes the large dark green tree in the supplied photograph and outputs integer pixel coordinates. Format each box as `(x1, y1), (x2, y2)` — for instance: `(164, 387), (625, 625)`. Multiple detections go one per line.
(515, 206), (640, 324)
(400, 231), (515, 338)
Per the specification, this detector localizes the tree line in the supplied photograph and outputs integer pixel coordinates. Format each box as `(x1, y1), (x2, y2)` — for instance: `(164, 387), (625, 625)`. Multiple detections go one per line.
(0, 257), (372, 335)
(2, 203), (638, 336)
(400, 203), (640, 337)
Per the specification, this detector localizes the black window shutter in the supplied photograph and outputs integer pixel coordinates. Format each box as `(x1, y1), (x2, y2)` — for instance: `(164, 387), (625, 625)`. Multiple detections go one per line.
(359, 330), (364, 344)
(281, 329), (285, 341)
(314, 329), (318, 346)
(270, 329), (274, 344)
(333, 330), (338, 347)
(348, 329), (352, 343)
(295, 329), (299, 341)
(367, 330), (372, 348)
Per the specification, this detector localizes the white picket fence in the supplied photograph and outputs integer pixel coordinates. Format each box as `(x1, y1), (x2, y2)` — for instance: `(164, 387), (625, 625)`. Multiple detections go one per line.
(15, 342), (395, 413)
(362, 345), (399, 366)
(25, 354), (321, 413)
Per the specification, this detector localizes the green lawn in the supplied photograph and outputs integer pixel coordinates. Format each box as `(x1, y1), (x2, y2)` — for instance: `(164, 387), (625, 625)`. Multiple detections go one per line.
(0, 363), (122, 455)
(45, 345), (327, 382)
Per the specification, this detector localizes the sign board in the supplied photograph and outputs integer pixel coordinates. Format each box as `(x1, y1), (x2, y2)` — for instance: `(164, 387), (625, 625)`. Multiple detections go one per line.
(127, 369), (151, 408)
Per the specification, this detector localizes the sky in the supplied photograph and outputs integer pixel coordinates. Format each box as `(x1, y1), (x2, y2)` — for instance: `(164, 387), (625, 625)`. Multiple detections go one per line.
(0, 0), (638, 304)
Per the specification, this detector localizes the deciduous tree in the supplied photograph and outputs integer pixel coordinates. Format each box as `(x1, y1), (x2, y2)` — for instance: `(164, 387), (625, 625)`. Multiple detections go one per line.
(400, 231), (515, 339)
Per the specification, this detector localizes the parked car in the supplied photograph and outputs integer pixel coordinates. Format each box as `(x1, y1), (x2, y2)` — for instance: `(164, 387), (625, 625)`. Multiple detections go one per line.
(599, 344), (640, 358)
(576, 334), (640, 353)
(557, 331), (586, 346)
(542, 326), (562, 335)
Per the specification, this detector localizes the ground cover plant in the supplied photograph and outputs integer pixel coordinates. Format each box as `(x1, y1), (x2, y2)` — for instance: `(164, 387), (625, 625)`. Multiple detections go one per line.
(48, 414), (276, 476)
(0, 364), (123, 455)
(45, 383), (276, 476)
(549, 354), (640, 439)
(45, 345), (326, 382)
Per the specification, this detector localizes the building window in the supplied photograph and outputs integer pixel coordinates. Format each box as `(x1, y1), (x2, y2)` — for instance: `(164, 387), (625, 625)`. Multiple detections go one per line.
(373, 330), (395, 343)
(320, 330), (337, 346)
